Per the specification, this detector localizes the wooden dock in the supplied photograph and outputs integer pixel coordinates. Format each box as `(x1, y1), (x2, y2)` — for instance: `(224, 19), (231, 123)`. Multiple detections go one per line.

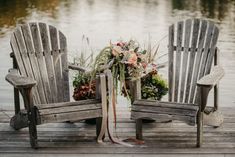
(0, 107), (235, 157)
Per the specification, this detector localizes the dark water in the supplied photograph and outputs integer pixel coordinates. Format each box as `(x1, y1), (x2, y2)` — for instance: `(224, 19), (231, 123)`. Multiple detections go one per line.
(0, 0), (234, 109)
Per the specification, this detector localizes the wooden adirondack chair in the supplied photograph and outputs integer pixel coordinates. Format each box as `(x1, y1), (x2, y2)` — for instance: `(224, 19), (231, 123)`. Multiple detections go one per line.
(130, 19), (225, 147)
(5, 22), (107, 148)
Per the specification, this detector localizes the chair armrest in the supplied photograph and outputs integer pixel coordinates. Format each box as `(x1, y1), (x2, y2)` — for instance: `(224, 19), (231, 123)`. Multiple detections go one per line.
(197, 65), (224, 111)
(5, 69), (36, 89)
(197, 65), (224, 87)
(68, 62), (87, 72)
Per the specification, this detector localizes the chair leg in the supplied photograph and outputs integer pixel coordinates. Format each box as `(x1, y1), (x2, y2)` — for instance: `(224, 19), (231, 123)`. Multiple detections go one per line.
(197, 111), (203, 147)
(96, 117), (102, 137)
(28, 107), (38, 149)
(96, 117), (105, 140)
(136, 119), (143, 140)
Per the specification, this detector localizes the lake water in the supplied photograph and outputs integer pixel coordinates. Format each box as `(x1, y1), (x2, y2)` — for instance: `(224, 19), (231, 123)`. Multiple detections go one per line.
(0, 0), (234, 110)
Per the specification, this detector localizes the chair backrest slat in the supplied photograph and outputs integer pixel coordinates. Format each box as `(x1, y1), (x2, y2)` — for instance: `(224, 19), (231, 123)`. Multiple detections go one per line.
(49, 25), (64, 103)
(179, 19), (192, 102)
(184, 19), (200, 103)
(59, 31), (70, 102)
(168, 19), (219, 104)
(205, 26), (219, 74)
(38, 23), (58, 103)
(174, 21), (183, 102)
(10, 22), (70, 105)
(12, 27), (41, 104)
(198, 22), (215, 79)
(22, 24), (46, 104)
(168, 24), (174, 102)
(189, 20), (208, 103)
(29, 23), (51, 104)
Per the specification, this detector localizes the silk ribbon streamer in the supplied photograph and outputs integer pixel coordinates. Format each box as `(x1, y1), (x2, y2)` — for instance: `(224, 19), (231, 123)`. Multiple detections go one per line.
(97, 74), (108, 143)
(105, 70), (133, 147)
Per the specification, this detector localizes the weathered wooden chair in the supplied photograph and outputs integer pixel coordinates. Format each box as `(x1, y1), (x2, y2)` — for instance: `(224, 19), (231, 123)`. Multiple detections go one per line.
(5, 22), (107, 148)
(130, 19), (225, 147)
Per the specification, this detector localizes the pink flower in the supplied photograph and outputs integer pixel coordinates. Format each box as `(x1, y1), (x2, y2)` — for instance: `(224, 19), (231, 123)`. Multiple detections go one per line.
(141, 62), (147, 69)
(127, 52), (137, 65)
(117, 42), (125, 47)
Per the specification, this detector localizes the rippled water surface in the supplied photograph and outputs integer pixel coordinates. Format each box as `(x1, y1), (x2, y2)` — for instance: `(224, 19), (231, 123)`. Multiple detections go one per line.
(0, 0), (234, 109)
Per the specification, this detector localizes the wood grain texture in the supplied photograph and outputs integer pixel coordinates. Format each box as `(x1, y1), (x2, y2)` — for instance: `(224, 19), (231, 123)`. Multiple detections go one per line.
(49, 25), (63, 103)
(59, 31), (70, 102)
(184, 19), (200, 103)
(189, 20), (207, 103)
(29, 22), (48, 104)
(197, 65), (224, 87)
(5, 72), (36, 88)
(179, 19), (192, 103)
(7, 22), (107, 148)
(130, 18), (223, 148)
(40, 109), (102, 124)
(39, 23), (57, 103)
(21, 24), (42, 104)
(168, 24), (174, 102)
(174, 21), (183, 102)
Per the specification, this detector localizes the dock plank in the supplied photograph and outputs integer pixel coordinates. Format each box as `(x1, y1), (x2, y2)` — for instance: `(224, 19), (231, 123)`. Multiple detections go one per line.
(0, 106), (235, 155)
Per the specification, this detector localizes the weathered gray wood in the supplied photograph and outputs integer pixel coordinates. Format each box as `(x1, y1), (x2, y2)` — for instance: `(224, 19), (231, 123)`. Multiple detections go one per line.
(213, 48), (219, 110)
(30, 23), (51, 104)
(21, 24), (41, 104)
(13, 26), (40, 104)
(59, 31), (70, 102)
(49, 25), (63, 103)
(174, 21), (183, 102)
(20, 87), (38, 148)
(10, 32), (27, 79)
(131, 111), (196, 125)
(38, 104), (101, 116)
(39, 23), (57, 103)
(185, 19), (200, 103)
(129, 79), (141, 103)
(136, 119), (143, 140)
(129, 78), (143, 140)
(130, 18), (223, 148)
(133, 100), (198, 111)
(11, 53), (21, 114)
(189, 20), (207, 103)
(96, 117), (102, 138)
(7, 22), (107, 148)
(40, 109), (102, 124)
(197, 110), (203, 147)
(197, 65), (224, 87)
(132, 105), (198, 117)
(168, 24), (174, 102)
(180, 19), (192, 103)
(36, 99), (100, 109)
(198, 21), (214, 78)
(5, 71), (36, 88)
(205, 27), (219, 75)
(14, 28), (35, 80)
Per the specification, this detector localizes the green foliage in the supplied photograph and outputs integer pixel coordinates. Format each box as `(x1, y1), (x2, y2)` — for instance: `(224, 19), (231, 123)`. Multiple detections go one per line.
(73, 73), (91, 88)
(141, 73), (168, 100)
(72, 38), (168, 102)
